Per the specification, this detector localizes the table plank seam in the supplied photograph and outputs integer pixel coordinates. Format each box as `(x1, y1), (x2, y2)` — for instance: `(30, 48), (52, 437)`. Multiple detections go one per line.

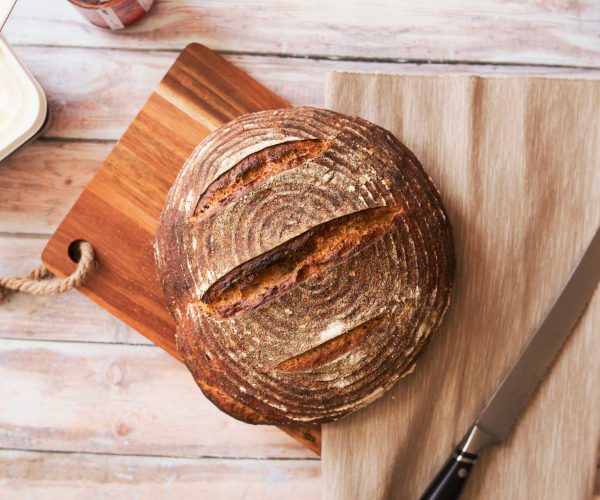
(0, 232), (51, 240)
(0, 446), (320, 462)
(10, 44), (600, 71)
(0, 336), (155, 347)
(38, 137), (116, 145)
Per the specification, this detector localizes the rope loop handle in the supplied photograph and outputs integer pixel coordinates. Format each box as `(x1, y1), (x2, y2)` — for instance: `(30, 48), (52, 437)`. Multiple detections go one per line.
(0, 241), (95, 304)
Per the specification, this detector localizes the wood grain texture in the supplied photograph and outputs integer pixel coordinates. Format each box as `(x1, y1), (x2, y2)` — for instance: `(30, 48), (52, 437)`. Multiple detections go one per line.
(10, 46), (600, 143)
(322, 73), (600, 499)
(5, 0), (600, 67)
(0, 450), (321, 499)
(4, 50), (599, 239)
(0, 338), (314, 459)
(0, 235), (148, 345)
(39, 43), (321, 454)
(0, 141), (109, 234)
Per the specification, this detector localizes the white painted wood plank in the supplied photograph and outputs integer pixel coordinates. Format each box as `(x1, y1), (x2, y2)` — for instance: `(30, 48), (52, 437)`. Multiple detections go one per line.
(0, 338), (313, 459)
(10, 46), (600, 142)
(0, 141), (109, 234)
(0, 450), (321, 499)
(5, 0), (600, 67)
(2, 48), (599, 237)
(0, 236), (149, 345)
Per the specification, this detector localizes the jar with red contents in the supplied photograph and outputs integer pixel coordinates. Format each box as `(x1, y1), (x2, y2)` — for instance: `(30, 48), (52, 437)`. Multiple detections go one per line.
(67, 0), (155, 30)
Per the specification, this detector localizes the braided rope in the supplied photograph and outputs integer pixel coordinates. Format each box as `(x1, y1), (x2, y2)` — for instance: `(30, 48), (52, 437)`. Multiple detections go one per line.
(0, 241), (95, 304)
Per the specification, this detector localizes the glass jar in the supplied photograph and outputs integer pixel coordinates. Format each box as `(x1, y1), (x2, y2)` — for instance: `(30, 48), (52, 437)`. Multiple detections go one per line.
(67, 0), (155, 30)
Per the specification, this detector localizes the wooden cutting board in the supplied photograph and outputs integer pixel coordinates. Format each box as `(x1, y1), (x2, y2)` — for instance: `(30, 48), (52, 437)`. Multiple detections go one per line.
(41, 43), (320, 455)
(322, 73), (600, 499)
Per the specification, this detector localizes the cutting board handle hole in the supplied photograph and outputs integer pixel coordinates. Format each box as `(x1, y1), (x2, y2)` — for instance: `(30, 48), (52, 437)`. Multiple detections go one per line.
(68, 239), (89, 264)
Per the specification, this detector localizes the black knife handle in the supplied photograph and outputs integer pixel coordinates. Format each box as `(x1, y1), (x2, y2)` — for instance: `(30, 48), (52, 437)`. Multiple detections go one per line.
(419, 448), (478, 500)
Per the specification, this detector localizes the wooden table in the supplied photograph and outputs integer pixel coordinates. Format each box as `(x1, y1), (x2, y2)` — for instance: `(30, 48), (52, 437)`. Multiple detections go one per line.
(1, 1), (598, 497)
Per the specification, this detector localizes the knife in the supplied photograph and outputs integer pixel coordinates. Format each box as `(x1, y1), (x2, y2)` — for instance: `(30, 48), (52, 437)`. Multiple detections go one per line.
(420, 226), (600, 500)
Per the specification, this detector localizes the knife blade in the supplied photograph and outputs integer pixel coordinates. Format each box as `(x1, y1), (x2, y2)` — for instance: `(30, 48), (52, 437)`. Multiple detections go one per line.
(420, 226), (600, 500)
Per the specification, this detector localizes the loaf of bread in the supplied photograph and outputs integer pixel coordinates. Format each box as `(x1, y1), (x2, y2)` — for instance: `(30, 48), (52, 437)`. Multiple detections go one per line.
(155, 107), (455, 424)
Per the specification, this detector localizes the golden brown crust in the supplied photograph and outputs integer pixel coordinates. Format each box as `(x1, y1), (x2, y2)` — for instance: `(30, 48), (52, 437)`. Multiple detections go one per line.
(155, 107), (455, 424)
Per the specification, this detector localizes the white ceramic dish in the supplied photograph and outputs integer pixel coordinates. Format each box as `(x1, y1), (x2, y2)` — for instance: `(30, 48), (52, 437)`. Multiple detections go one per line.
(0, 34), (48, 162)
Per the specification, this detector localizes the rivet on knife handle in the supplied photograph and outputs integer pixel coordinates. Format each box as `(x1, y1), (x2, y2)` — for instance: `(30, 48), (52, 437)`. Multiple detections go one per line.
(420, 425), (497, 500)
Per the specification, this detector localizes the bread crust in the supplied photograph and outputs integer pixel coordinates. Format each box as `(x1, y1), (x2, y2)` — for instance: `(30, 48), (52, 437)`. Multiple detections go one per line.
(155, 107), (455, 424)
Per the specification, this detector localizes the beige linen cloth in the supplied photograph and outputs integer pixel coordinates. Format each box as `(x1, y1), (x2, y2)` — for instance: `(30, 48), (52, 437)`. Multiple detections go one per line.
(322, 72), (600, 500)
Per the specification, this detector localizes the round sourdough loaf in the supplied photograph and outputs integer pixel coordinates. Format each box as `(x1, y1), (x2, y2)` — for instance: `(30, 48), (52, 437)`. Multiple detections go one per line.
(155, 107), (455, 424)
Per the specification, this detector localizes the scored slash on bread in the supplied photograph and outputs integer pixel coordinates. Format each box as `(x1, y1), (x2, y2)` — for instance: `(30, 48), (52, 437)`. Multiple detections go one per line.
(155, 107), (455, 424)
(201, 206), (403, 319)
(276, 315), (385, 373)
(194, 139), (332, 219)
